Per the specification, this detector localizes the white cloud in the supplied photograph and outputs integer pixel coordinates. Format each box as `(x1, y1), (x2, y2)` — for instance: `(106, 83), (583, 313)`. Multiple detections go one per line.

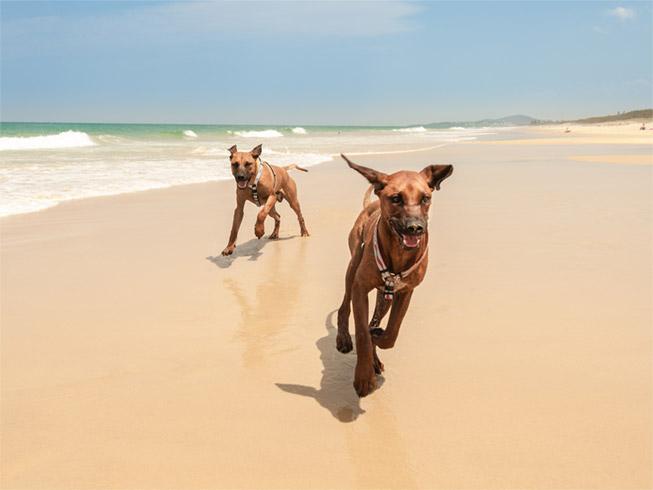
(607, 6), (635, 21)
(1, 1), (423, 59)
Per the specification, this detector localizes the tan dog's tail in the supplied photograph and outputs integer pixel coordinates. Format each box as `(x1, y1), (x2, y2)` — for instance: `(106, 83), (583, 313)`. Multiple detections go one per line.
(284, 164), (308, 172)
(363, 185), (374, 209)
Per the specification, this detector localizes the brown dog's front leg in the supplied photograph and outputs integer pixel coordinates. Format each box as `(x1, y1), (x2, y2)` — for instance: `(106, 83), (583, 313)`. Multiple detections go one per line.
(372, 290), (413, 350)
(222, 201), (245, 256)
(352, 283), (376, 397)
(336, 246), (364, 353)
(254, 194), (277, 239)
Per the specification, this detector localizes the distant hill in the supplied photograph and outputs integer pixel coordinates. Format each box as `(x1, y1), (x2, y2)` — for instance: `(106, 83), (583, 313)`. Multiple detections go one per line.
(424, 114), (536, 128)
(422, 110), (652, 128)
(530, 109), (652, 125)
(570, 109), (652, 124)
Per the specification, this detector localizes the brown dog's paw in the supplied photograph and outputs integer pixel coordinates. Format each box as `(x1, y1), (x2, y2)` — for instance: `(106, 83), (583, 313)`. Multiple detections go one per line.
(354, 366), (377, 397)
(254, 223), (265, 239)
(269, 231), (279, 240)
(370, 327), (385, 338)
(336, 332), (353, 353)
(221, 245), (235, 256)
(301, 231), (310, 237)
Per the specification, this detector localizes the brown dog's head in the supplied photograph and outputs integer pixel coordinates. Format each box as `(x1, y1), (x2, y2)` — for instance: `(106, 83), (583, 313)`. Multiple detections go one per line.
(228, 144), (262, 189)
(342, 154), (453, 248)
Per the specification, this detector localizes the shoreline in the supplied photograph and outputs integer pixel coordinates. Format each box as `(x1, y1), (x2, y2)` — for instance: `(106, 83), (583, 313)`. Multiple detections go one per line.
(3, 123), (652, 221)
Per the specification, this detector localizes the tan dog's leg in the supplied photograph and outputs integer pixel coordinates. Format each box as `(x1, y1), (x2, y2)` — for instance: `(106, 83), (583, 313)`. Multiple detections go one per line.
(283, 177), (309, 237)
(371, 290), (413, 350)
(254, 194), (278, 239)
(336, 246), (364, 353)
(352, 282), (376, 397)
(269, 206), (281, 240)
(222, 198), (245, 256)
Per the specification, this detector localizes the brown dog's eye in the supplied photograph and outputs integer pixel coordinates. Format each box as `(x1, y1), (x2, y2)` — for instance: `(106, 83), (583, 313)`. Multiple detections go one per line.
(245, 162), (252, 168)
(231, 162), (238, 167)
(390, 194), (402, 204)
(421, 195), (431, 204)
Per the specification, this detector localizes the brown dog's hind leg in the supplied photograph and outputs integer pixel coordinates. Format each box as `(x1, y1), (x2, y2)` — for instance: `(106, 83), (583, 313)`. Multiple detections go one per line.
(283, 177), (309, 237)
(269, 206), (281, 240)
(373, 349), (384, 374)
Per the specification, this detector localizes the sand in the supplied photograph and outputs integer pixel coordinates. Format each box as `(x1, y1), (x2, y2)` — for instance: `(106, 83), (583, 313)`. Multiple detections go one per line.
(1, 128), (652, 489)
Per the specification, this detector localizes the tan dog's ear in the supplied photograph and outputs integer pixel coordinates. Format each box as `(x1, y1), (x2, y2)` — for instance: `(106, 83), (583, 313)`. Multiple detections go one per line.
(341, 154), (388, 191)
(420, 164), (453, 191)
(228, 145), (237, 155)
(251, 144), (262, 159)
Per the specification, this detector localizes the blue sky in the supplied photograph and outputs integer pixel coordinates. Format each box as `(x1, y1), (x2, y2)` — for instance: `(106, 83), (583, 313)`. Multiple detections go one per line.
(1, 1), (651, 125)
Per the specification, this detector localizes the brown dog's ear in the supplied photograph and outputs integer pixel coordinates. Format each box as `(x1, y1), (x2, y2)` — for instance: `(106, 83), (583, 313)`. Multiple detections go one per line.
(420, 164), (453, 191)
(341, 154), (388, 191)
(251, 144), (262, 159)
(228, 145), (237, 155)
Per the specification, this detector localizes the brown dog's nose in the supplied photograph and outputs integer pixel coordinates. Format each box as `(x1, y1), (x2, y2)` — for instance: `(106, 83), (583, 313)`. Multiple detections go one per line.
(406, 223), (424, 235)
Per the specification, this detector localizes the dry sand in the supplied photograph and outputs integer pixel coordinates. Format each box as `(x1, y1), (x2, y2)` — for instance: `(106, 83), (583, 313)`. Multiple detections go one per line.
(1, 129), (652, 489)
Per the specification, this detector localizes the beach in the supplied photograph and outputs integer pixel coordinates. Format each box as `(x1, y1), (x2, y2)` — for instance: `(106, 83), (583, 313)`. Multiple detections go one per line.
(1, 126), (652, 489)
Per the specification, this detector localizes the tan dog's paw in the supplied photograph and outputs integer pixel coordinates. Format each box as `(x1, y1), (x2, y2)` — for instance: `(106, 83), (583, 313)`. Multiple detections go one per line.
(301, 230), (310, 237)
(221, 245), (236, 256)
(254, 222), (265, 239)
(354, 364), (377, 397)
(336, 331), (353, 353)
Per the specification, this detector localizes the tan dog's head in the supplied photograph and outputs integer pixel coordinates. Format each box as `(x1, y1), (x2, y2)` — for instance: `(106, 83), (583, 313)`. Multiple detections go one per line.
(228, 144), (262, 189)
(342, 154), (453, 248)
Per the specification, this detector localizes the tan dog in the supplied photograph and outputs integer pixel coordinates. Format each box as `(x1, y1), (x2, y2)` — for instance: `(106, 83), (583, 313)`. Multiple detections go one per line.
(336, 154), (453, 397)
(221, 144), (309, 256)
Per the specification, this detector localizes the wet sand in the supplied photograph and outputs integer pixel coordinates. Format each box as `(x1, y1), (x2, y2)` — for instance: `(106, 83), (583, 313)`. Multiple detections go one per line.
(2, 129), (652, 489)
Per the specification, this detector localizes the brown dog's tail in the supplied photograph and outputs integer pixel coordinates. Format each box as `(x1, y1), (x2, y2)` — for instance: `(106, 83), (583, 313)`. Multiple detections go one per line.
(363, 185), (374, 209)
(284, 164), (308, 172)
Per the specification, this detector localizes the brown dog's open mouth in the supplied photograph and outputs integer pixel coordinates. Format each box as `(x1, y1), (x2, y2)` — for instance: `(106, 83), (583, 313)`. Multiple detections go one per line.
(236, 180), (248, 189)
(401, 234), (421, 248)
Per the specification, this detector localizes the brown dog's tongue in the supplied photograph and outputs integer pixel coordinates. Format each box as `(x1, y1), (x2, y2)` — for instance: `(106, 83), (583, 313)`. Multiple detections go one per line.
(402, 234), (420, 248)
(237, 181), (248, 189)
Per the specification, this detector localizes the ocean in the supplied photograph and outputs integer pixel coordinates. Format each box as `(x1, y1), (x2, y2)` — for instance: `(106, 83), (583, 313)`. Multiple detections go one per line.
(0, 122), (498, 217)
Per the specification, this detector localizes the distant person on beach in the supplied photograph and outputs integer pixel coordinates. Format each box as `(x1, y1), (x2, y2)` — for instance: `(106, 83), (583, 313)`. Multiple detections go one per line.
(640, 123), (646, 130)
(565, 127), (571, 133)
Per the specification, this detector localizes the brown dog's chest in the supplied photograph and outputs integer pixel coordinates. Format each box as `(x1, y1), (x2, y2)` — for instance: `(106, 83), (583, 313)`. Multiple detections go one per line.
(238, 164), (279, 206)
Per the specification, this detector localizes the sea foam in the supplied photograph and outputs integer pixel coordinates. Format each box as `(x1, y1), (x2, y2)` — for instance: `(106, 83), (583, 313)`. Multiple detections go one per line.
(291, 127), (307, 135)
(392, 126), (427, 133)
(183, 130), (198, 138)
(233, 129), (283, 138)
(0, 130), (96, 151)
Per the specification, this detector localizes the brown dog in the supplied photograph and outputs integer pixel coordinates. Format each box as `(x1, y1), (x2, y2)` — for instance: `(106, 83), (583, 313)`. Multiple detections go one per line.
(336, 154), (453, 397)
(221, 144), (309, 256)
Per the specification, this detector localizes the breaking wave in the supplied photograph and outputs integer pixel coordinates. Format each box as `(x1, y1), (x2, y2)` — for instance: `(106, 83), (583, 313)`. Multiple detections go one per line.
(392, 126), (427, 133)
(232, 129), (283, 138)
(0, 131), (96, 151)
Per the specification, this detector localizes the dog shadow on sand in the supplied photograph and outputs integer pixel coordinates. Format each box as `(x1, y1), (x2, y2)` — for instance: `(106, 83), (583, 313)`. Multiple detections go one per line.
(206, 236), (296, 269)
(276, 310), (383, 423)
